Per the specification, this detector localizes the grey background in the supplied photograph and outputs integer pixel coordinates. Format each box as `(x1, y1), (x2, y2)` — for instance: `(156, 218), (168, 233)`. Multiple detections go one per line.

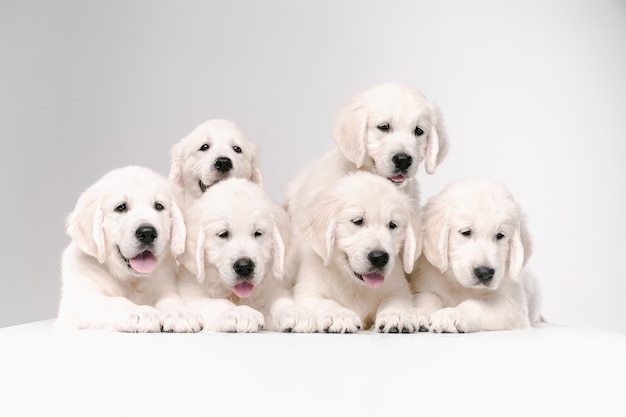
(1, 0), (625, 333)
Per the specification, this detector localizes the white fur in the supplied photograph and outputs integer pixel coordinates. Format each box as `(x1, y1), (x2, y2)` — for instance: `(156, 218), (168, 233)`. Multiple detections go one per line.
(59, 166), (202, 333)
(292, 171), (421, 333)
(286, 82), (449, 222)
(178, 178), (316, 333)
(169, 119), (264, 202)
(410, 177), (542, 333)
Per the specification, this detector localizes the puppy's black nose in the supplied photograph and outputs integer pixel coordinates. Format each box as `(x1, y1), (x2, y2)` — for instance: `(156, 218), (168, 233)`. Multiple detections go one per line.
(474, 266), (495, 283)
(368, 250), (389, 269)
(233, 257), (255, 277)
(135, 225), (157, 245)
(214, 157), (233, 173)
(392, 153), (413, 172)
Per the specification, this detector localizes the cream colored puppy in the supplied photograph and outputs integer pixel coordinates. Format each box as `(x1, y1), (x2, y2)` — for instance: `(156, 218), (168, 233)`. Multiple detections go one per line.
(178, 178), (316, 332)
(59, 166), (202, 332)
(287, 82), (449, 226)
(169, 119), (264, 201)
(410, 177), (542, 333)
(293, 171), (421, 333)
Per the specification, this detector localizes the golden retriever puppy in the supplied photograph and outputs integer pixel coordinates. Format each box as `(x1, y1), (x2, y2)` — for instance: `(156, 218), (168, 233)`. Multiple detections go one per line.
(178, 178), (316, 332)
(292, 171), (421, 333)
(169, 119), (264, 201)
(286, 82), (449, 225)
(59, 166), (202, 332)
(410, 177), (542, 333)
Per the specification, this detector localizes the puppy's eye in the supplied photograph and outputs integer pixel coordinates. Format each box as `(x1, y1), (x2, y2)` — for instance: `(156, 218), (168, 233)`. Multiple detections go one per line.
(154, 202), (165, 211)
(254, 230), (263, 238)
(460, 229), (472, 237)
(199, 144), (209, 152)
(217, 230), (230, 239)
(388, 221), (398, 230)
(233, 146), (242, 154)
(414, 126), (424, 136)
(377, 122), (390, 132)
(115, 203), (127, 213)
(351, 217), (364, 226)
(496, 232), (505, 240)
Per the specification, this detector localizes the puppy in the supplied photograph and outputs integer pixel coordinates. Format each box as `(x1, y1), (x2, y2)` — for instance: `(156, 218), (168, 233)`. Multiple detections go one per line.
(410, 177), (542, 333)
(178, 178), (316, 332)
(292, 171), (421, 333)
(59, 166), (202, 332)
(169, 119), (264, 201)
(286, 82), (449, 226)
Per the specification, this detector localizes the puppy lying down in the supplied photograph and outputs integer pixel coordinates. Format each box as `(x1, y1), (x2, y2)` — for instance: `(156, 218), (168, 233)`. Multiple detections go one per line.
(59, 166), (202, 332)
(292, 171), (421, 333)
(410, 177), (542, 333)
(178, 178), (316, 332)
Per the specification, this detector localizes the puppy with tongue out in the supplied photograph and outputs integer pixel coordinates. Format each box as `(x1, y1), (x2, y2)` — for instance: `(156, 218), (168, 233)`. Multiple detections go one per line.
(292, 171), (424, 334)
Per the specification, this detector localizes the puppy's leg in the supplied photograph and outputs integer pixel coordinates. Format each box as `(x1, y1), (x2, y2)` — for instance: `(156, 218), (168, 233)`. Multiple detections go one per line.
(413, 291), (445, 331)
(262, 286), (318, 333)
(375, 294), (420, 334)
(148, 271), (203, 333)
(81, 295), (163, 333)
(429, 294), (530, 333)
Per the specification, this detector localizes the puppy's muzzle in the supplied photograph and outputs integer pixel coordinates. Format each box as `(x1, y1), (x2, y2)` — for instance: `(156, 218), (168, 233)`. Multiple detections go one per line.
(473, 266), (495, 283)
(135, 224), (157, 245)
(214, 157), (233, 173)
(368, 250), (389, 269)
(233, 257), (255, 278)
(392, 153), (413, 172)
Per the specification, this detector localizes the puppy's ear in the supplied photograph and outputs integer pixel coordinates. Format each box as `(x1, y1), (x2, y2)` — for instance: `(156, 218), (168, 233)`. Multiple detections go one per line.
(66, 190), (107, 263)
(271, 224), (286, 280)
(180, 215), (206, 284)
(169, 201), (186, 257)
(168, 142), (185, 188)
(249, 144), (265, 187)
(421, 203), (450, 273)
(508, 217), (533, 282)
(402, 221), (420, 274)
(193, 230), (207, 284)
(301, 197), (338, 266)
(424, 105), (450, 175)
(333, 100), (368, 168)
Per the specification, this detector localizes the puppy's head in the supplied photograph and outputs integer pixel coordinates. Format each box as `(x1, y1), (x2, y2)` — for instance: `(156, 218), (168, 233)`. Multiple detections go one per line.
(421, 177), (533, 290)
(66, 166), (186, 278)
(333, 83), (449, 189)
(301, 171), (420, 289)
(182, 178), (288, 299)
(169, 119), (264, 199)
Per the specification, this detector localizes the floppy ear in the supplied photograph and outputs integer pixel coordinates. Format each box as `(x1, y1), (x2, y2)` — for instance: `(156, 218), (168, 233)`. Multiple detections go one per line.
(66, 190), (107, 263)
(402, 222), (419, 274)
(301, 197), (338, 266)
(333, 99), (368, 168)
(180, 216), (206, 284)
(421, 204), (450, 273)
(508, 217), (533, 282)
(168, 142), (185, 188)
(424, 105), (450, 175)
(271, 224), (286, 280)
(169, 201), (186, 257)
(249, 145), (265, 187)
(193, 230), (207, 284)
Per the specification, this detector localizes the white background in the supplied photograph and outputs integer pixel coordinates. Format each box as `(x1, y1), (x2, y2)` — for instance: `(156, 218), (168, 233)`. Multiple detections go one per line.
(1, 0), (625, 333)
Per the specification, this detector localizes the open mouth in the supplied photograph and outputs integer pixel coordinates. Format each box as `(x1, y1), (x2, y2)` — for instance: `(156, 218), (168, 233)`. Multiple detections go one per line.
(354, 272), (385, 289)
(118, 247), (158, 274)
(198, 179), (209, 193)
(388, 174), (406, 184)
(232, 281), (255, 298)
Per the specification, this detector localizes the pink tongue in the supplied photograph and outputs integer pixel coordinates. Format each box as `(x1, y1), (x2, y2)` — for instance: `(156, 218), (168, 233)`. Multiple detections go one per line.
(390, 175), (405, 183)
(233, 282), (255, 298)
(129, 251), (158, 274)
(362, 273), (385, 289)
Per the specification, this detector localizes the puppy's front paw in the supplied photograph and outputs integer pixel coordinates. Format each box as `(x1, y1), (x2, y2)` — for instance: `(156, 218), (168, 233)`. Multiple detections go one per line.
(429, 308), (470, 333)
(116, 305), (162, 333)
(218, 305), (265, 333)
(319, 307), (362, 333)
(161, 306), (203, 333)
(376, 308), (419, 333)
(276, 305), (318, 333)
